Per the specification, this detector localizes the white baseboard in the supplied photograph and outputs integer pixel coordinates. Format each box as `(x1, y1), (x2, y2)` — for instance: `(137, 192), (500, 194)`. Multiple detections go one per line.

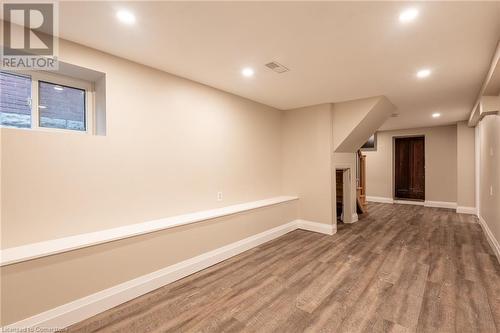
(424, 201), (457, 209)
(367, 196), (458, 210)
(2, 219), (333, 331)
(477, 215), (500, 264)
(456, 206), (477, 215)
(296, 219), (336, 235)
(366, 196), (394, 204)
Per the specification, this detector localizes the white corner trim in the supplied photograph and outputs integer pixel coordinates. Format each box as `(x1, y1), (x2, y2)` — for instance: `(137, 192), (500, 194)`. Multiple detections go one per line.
(456, 206), (477, 215)
(424, 201), (457, 209)
(366, 196), (394, 204)
(477, 215), (500, 263)
(0, 196), (298, 267)
(2, 218), (334, 331)
(296, 219), (336, 235)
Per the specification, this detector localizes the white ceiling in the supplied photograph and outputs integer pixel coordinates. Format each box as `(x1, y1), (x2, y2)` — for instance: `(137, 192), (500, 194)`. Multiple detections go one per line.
(58, 1), (500, 130)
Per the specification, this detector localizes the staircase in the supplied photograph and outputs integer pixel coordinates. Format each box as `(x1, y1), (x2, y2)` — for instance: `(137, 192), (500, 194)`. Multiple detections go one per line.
(356, 150), (367, 214)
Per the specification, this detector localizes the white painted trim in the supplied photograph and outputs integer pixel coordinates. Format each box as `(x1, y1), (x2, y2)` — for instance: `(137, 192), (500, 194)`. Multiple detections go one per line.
(456, 206), (477, 215)
(478, 215), (500, 263)
(2, 219), (332, 331)
(296, 219), (336, 235)
(475, 125), (481, 217)
(424, 201), (457, 209)
(0, 196), (298, 266)
(394, 199), (424, 206)
(366, 196), (394, 204)
(367, 197), (458, 210)
(348, 213), (358, 223)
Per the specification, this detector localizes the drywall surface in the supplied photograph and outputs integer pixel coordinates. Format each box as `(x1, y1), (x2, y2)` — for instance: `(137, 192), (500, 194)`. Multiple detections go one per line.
(1, 39), (295, 326)
(457, 121), (476, 208)
(281, 104), (334, 225)
(478, 114), (500, 248)
(333, 96), (395, 153)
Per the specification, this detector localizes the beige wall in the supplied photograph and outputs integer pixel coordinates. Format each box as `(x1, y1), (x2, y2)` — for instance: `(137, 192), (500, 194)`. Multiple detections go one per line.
(2, 39), (285, 248)
(365, 125), (458, 203)
(457, 121), (476, 208)
(332, 97), (379, 152)
(0, 40), (300, 325)
(478, 114), (500, 248)
(281, 104), (334, 225)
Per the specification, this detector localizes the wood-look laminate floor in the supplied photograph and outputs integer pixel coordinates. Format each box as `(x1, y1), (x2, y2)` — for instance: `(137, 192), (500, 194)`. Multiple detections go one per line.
(68, 203), (500, 333)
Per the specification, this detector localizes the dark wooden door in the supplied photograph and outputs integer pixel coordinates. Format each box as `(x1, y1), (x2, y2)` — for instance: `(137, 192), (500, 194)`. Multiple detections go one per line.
(394, 137), (425, 200)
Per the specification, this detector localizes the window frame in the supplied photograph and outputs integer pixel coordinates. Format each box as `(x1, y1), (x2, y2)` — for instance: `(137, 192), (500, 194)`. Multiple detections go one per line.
(1, 70), (94, 134)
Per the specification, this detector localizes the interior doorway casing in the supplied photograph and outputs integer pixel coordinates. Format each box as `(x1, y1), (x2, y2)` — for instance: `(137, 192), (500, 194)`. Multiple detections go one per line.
(393, 136), (425, 201)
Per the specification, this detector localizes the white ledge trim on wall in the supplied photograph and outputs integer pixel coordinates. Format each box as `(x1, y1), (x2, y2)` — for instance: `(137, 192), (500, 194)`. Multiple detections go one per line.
(3, 219), (334, 330)
(0, 196), (298, 266)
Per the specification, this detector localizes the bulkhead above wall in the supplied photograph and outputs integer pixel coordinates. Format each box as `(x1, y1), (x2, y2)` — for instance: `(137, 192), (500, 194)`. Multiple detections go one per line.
(332, 96), (396, 153)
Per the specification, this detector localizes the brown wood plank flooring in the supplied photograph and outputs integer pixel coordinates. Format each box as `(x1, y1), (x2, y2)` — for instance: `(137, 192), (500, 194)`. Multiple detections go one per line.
(67, 203), (500, 333)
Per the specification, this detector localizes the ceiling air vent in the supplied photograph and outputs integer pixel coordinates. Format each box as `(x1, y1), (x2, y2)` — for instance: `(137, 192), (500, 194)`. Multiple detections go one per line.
(265, 61), (289, 73)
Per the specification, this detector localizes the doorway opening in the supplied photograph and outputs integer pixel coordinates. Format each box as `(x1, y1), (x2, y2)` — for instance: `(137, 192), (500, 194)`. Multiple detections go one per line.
(336, 169), (344, 222)
(336, 168), (354, 223)
(394, 136), (425, 201)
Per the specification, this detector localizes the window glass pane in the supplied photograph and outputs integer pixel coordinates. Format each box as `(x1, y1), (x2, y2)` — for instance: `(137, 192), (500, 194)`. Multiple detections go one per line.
(0, 71), (32, 128)
(39, 81), (86, 131)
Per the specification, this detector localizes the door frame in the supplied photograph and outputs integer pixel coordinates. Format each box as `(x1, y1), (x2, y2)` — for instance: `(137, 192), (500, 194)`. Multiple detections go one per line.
(335, 166), (357, 224)
(392, 135), (426, 201)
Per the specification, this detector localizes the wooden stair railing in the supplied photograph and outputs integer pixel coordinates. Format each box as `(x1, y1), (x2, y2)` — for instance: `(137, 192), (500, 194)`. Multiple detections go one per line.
(357, 150), (367, 214)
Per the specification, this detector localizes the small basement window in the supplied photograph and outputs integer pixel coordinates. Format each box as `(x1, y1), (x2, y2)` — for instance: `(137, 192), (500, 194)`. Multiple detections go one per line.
(1, 69), (95, 133)
(39, 81), (86, 131)
(0, 72), (32, 128)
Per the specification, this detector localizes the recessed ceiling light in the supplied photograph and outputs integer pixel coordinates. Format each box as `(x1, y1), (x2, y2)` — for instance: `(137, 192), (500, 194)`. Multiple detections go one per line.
(241, 67), (255, 77)
(399, 8), (419, 23)
(432, 113), (441, 118)
(416, 69), (431, 78)
(116, 10), (136, 25)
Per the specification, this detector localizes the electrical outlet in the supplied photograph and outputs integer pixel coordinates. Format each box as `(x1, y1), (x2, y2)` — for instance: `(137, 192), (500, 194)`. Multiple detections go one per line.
(217, 192), (223, 201)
